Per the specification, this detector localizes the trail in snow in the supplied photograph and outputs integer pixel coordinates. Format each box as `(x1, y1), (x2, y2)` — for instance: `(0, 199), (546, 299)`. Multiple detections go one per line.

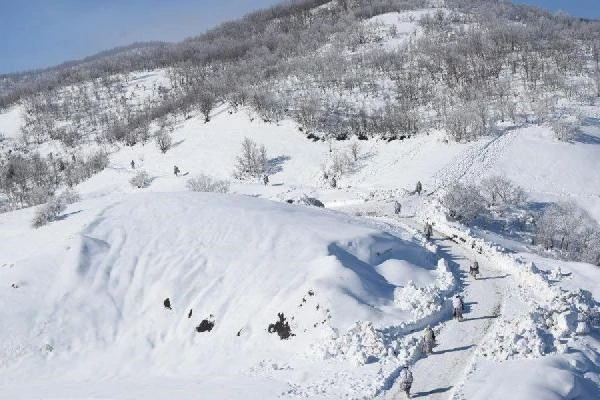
(431, 129), (516, 193)
(382, 218), (512, 400)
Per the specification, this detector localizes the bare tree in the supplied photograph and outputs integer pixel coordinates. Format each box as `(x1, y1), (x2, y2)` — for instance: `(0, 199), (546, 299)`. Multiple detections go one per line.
(233, 137), (267, 180)
(155, 132), (173, 153)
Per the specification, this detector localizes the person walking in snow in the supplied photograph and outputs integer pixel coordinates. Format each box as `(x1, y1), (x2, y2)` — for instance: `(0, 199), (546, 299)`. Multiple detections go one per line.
(452, 295), (464, 321)
(415, 181), (422, 195)
(394, 201), (402, 215)
(470, 260), (480, 279)
(263, 174), (269, 186)
(422, 325), (436, 355)
(330, 176), (337, 188)
(398, 365), (413, 397)
(163, 298), (172, 310)
(173, 165), (180, 176)
(130, 160), (135, 169)
(424, 222), (433, 240)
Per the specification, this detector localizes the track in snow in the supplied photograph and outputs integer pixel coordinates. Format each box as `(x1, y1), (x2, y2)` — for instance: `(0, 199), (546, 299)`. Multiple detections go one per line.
(382, 218), (512, 400)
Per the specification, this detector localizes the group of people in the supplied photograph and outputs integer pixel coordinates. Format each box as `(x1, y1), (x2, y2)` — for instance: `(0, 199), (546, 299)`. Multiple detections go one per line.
(397, 325), (435, 397)
(398, 280), (475, 397)
(398, 297), (465, 397)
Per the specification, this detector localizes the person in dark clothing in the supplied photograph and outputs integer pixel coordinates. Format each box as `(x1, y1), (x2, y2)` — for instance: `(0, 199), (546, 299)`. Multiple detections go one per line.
(163, 298), (172, 310)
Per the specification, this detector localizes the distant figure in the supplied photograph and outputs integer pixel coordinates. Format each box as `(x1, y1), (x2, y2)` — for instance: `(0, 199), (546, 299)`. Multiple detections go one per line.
(163, 298), (172, 310)
(173, 165), (180, 176)
(398, 365), (413, 397)
(188, 309), (193, 318)
(11, 283), (19, 289)
(422, 325), (436, 355)
(130, 160), (135, 169)
(452, 295), (464, 321)
(394, 201), (402, 215)
(470, 261), (480, 279)
(330, 176), (337, 188)
(263, 174), (269, 186)
(196, 314), (215, 333)
(415, 181), (422, 195)
(424, 222), (433, 240)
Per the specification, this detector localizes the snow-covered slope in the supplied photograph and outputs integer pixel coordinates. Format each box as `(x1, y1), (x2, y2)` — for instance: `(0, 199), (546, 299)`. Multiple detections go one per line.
(1, 192), (458, 398)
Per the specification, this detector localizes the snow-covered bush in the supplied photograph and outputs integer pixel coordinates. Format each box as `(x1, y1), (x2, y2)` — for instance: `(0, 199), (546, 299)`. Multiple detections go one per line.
(64, 150), (109, 188)
(444, 102), (484, 142)
(480, 176), (526, 207)
(551, 119), (579, 142)
(321, 150), (356, 184)
(535, 202), (600, 264)
(186, 174), (230, 193)
(155, 132), (173, 153)
(233, 137), (267, 179)
(31, 196), (66, 228)
(442, 183), (486, 222)
(57, 189), (80, 204)
(331, 151), (354, 177)
(129, 170), (152, 189)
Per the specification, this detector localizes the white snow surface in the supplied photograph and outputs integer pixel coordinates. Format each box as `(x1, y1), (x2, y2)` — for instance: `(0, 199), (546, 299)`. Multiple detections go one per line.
(0, 192), (451, 399)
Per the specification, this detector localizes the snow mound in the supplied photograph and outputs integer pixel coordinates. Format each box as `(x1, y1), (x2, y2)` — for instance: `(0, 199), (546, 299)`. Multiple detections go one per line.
(480, 289), (599, 361)
(8, 192), (439, 379)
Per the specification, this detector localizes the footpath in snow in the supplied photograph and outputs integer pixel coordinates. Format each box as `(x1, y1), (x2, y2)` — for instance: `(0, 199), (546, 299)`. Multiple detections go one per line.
(375, 217), (512, 400)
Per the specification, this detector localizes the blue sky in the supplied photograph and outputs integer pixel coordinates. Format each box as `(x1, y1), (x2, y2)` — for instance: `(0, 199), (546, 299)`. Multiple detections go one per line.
(516, 0), (600, 19)
(0, 0), (599, 74)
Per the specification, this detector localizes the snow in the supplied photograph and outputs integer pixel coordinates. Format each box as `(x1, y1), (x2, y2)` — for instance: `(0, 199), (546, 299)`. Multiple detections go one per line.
(0, 104), (23, 140)
(0, 192), (452, 398)
(1, 97), (599, 397)
(1, 6), (600, 398)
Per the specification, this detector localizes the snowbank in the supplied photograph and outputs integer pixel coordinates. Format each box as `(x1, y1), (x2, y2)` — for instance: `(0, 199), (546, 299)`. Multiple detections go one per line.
(2, 192), (444, 384)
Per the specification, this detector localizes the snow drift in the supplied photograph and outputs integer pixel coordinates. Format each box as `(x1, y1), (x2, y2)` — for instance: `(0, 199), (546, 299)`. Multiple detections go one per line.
(8, 192), (440, 379)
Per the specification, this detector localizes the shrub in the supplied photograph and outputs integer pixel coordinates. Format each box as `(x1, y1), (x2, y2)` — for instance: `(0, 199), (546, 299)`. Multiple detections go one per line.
(32, 196), (66, 228)
(186, 174), (230, 193)
(233, 137), (267, 179)
(442, 183), (486, 222)
(129, 170), (152, 188)
(480, 176), (526, 207)
(551, 119), (579, 142)
(155, 132), (173, 153)
(58, 189), (81, 204)
(534, 202), (600, 264)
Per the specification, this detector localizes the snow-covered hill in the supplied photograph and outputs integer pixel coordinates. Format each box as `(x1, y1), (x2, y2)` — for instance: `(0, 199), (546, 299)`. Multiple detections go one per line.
(1, 2), (600, 399)
(2, 191), (458, 398)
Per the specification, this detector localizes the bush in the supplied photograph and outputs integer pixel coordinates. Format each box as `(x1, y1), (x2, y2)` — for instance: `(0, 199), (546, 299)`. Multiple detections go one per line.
(535, 202), (600, 264)
(155, 132), (173, 153)
(233, 137), (267, 179)
(442, 183), (486, 222)
(32, 196), (66, 228)
(129, 170), (152, 188)
(551, 119), (579, 142)
(186, 174), (230, 193)
(480, 176), (526, 207)
(58, 189), (81, 204)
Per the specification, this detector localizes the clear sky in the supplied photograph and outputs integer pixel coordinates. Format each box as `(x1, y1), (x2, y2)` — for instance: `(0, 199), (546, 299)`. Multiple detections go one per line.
(1, 0), (599, 75)
(516, 0), (600, 20)
(0, 0), (282, 74)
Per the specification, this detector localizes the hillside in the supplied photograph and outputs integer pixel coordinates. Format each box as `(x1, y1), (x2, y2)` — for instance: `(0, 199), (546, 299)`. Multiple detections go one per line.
(1, 0), (600, 399)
